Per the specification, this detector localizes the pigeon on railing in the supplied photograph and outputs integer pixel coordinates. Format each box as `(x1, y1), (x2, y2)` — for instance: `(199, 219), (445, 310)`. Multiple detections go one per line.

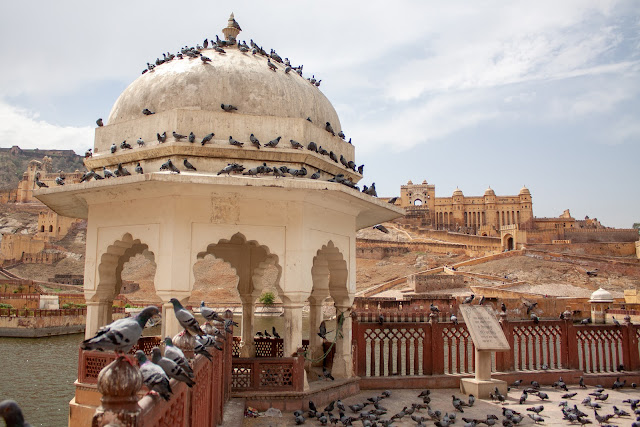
(81, 306), (159, 354)
(151, 347), (195, 387)
(134, 350), (172, 401)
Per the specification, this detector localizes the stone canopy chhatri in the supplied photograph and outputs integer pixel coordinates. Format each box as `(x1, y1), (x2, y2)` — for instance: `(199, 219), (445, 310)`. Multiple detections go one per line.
(34, 14), (403, 381)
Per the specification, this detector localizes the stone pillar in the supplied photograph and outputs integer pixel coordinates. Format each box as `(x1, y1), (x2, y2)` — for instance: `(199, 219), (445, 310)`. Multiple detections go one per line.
(282, 296), (305, 358)
(85, 300), (113, 338)
(308, 293), (328, 365)
(239, 294), (257, 357)
(332, 297), (354, 379)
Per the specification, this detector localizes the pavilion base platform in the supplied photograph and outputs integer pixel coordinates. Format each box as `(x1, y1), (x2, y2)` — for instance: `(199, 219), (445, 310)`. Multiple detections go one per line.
(231, 377), (360, 412)
(460, 378), (507, 399)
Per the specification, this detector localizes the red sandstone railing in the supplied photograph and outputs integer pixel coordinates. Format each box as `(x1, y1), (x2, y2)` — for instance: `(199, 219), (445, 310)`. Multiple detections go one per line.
(0, 293), (40, 299)
(0, 307), (87, 317)
(231, 337), (310, 358)
(352, 316), (640, 382)
(231, 355), (305, 392)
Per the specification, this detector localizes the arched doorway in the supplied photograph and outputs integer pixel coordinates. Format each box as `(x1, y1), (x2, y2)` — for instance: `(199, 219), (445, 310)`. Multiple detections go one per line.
(414, 199), (423, 206)
(503, 234), (514, 251)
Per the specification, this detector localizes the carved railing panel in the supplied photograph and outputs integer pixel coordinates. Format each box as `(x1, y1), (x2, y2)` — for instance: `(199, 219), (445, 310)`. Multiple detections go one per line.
(231, 357), (304, 392)
(362, 325), (426, 377)
(576, 326), (624, 373)
(442, 325), (478, 374)
(512, 323), (563, 370)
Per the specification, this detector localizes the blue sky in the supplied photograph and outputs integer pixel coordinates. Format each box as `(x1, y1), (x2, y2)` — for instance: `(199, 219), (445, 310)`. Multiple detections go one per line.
(0, 1), (638, 228)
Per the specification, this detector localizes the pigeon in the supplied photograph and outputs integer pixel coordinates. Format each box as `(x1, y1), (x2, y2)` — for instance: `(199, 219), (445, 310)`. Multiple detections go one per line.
(114, 163), (131, 177)
(229, 136), (244, 147)
(338, 131), (345, 139)
(200, 55), (211, 63)
(110, 143), (117, 153)
(188, 132), (195, 143)
(163, 337), (194, 378)
(160, 159), (180, 174)
(612, 316), (621, 326)
(264, 329), (271, 338)
(478, 295), (486, 305)
(373, 224), (389, 233)
(265, 136), (281, 148)
(519, 391), (528, 404)
(55, 176), (65, 186)
(151, 347), (195, 387)
(194, 340), (214, 361)
(120, 140), (132, 150)
(612, 377), (626, 389)
(0, 400), (31, 427)
(81, 306), (160, 354)
(142, 108), (155, 115)
(579, 376), (586, 388)
(463, 294), (475, 304)
(103, 167), (115, 179)
(307, 141), (318, 152)
(613, 406), (630, 417)
(512, 379), (523, 388)
(321, 367), (334, 381)
(531, 313), (540, 324)
(85, 148), (93, 158)
(527, 405), (544, 414)
(310, 170), (320, 180)
(199, 301), (223, 322)
(173, 131), (187, 140)
(135, 163), (143, 174)
(450, 314), (458, 324)
(267, 58), (277, 71)
(580, 318), (591, 325)
(96, 118), (103, 127)
(272, 326), (280, 339)
(527, 413), (544, 424)
(430, 303), (440, 313)
(562, 393), (577, 399)
(157, 132), (167, 143)
(201, 132), (214, 145)
(523, 301), (538, 315)
(452, 395), (465, 412)
(221, 104), (238, 112)
(183, 159), (197, 171)
(134, 351), (172, 401)
(329, 151), (338, 162)
(290, 139), (304, 149)
(325, 122), (335, 135)
(250, 134), (261, 149)
(169, 298), (205, 337)
(501, 302), (507, 312)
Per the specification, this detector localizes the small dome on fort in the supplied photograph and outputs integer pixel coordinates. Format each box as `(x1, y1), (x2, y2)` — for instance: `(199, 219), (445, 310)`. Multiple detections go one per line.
(519, 186), (530, 196)
(452, 187), (463, 197)
(484, 187), (495, 197)
(407, 180), (413, 185)
(589, 288), (613, 303)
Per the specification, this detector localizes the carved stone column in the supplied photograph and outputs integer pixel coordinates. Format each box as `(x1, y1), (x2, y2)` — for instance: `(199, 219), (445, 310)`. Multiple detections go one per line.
(239, 294), (257, 357)
(85, 300), (113, 339)
(308, 292), (328, 366)
(332, 296), (354, 379)
(157, 293), (190, 338)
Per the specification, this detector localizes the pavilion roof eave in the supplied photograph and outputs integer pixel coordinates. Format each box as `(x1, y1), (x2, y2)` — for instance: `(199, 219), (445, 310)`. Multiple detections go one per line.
(34, 172), (404, 229)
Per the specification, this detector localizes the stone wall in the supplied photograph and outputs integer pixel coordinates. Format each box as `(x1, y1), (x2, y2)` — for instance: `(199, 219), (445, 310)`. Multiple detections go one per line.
(527, 242), (637, 257)
(356, 245), (409, 260)
(564, 228), (639, 243)
(0, 313), (85, 337)
(0, 234), (47, 262)
(399, 226), (502, 248)
(409, 273), (466, 292)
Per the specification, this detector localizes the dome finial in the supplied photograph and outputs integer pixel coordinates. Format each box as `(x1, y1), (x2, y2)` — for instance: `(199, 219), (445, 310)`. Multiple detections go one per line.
(223, 12), (242, 42)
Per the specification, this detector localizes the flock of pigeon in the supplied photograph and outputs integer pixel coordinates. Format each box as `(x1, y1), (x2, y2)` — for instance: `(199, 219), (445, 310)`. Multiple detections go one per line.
(79, 298), (237, 402)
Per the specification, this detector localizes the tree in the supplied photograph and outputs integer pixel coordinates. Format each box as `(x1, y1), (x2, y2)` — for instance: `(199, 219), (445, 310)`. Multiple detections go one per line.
(633, 223), (640, 234)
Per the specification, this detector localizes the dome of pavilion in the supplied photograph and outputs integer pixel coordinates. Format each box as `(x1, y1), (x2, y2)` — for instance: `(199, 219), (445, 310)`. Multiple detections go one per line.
(484, 187), (495, 197)
(519, 186), (531, 196)
(589, 287), (613, 303)
(107, 46), (341, 130)
(452, 187), (463, 197)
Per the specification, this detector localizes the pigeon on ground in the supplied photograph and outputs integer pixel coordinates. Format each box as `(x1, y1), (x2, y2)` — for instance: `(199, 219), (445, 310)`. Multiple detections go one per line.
(134, 351), (172, 401)
(0, 400), (31, 427)
(527, 405), (544, 414)
(169, 298), (205, 336)
(157, 132), (167, 143)
(188, 132), (195, 143)
(163, 337), (194, 378)
(135, 163), (143, 174)
(183, 159), (197, 171)
(173, 131), (187, 140)
(321, 367), (334, 381)
(250, 134), (261, 149)
(265, 136), (281, 148)
(290, 139), (304, 149)
(151, 347), (195, 387)
(81, 306), (160, 354)
(160, 159), (180, 174)
(110, 143), (117, 153)
(201, 132), (214, 145)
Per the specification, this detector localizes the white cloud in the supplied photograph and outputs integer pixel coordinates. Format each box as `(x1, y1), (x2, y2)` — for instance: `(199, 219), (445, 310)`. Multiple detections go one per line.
(0, 102), (93, 155)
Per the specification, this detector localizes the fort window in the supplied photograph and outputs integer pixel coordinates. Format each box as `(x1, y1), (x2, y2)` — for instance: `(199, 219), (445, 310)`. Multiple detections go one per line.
(414, 199), (422, 206)
(49, 225), (53, 232)
(40, 225), (44, 232)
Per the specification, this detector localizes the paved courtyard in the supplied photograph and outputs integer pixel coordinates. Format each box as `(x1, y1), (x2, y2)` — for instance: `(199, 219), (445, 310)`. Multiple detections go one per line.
(240, 382), (639, 426)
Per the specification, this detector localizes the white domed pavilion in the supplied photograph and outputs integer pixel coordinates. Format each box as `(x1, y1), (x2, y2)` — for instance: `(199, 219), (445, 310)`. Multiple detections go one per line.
(35, 15), (402, 383)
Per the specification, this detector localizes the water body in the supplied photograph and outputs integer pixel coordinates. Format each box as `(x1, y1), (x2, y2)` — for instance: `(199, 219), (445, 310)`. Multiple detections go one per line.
(0, 314), (336, 426)
(0, 333), (83, 427)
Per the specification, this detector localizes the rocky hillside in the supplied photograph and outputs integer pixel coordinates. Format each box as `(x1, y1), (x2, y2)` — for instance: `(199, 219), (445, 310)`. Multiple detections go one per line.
(0, 146), (85, 190)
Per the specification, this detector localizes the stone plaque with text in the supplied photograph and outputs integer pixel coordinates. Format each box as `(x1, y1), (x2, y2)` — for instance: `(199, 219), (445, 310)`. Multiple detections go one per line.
(459, 305), (510, 351)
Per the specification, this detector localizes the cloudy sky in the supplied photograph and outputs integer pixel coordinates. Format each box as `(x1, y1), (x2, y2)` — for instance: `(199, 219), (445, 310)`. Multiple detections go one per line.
(0, 1), (638, 228)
